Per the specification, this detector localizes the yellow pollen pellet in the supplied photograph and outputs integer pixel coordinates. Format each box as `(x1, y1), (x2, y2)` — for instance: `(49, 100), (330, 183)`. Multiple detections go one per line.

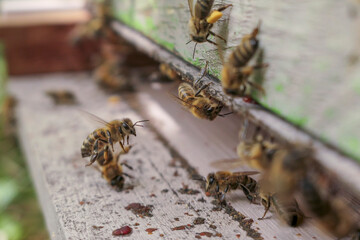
(206, 11), (223, 24)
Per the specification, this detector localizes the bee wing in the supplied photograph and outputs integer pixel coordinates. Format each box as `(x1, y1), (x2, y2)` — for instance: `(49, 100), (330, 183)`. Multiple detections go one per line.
(210, 158), (244, 170)
(79, 110), (112, 127)
(194, 0), (214, 19)
(187, 0), (194, 17)
(232, 171), (260, 176)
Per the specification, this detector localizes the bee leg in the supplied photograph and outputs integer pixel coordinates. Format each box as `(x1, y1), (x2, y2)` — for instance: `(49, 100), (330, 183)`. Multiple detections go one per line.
(119, 141), (128, 153)
(195, 83), (212, 97)
(105, 130), (114, 151)
(127, 135), (130, 145)
(216, 4), (233, 13)
(123, 172), (134, 179)
(103, 145), (111, 165)
(206, 38), (217, 46)
(121, 162), (133, 170)
(247, 81), (265, 95)
(258, 200), (271, 220)
(209, 30), (227, 43)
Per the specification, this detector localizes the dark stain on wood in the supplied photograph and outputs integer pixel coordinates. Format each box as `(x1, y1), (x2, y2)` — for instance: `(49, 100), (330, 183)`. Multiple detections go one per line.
(145, 228), (158, 234)
(193, 217), (205, 225)
(125, 203), (154, 217)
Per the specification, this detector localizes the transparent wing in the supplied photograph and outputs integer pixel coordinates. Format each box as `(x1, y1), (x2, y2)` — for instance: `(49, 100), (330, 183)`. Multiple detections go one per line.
(187, 0), (194, 17)
(232, 171), (260, 176)
(210, 158), (244, 170)
(79, 110), (112, 127)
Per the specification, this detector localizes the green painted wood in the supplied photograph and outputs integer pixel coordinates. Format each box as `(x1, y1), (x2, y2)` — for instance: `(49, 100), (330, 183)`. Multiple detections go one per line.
(111, 0), (360, 162)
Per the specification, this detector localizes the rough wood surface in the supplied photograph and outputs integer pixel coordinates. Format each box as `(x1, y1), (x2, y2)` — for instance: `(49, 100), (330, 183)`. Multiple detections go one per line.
(8, 72), (347, 239)
(111, 0), (360, 162)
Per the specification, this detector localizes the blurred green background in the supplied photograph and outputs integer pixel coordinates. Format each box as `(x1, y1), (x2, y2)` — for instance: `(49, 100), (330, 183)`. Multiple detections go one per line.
(0, 42), (48, 240)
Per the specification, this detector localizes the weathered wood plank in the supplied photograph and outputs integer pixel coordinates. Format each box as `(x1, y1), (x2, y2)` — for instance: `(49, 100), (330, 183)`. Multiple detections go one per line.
(9, 72), (354, 239)
(111, 0), (360, 162)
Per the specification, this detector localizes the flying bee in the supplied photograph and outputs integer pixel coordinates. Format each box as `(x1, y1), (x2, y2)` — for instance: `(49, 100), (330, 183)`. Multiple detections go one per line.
(187, 0), (232, 58)
(80, 111), (148, 166)
(94, 58), (133, 92)
(176, 62), (231, 120)
(218, 22), (268, 96)
(46, 90), (77, 105)
(69, 0), (114, 44)
(159, 63), (181, 82)
(194, 171), (259, 203)
(94, 145), (133, 189)
(298, 177), (358, 238)
(211, 124), (278, 171)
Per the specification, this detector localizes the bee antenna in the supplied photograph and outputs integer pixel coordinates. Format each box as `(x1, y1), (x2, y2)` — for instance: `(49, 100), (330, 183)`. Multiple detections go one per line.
(219, 111), (233, 117)
(133, 120), (149, 127)
(191, 174), (206, 182)
(192, 42), (198, 59)
(186, 39), (192, 45)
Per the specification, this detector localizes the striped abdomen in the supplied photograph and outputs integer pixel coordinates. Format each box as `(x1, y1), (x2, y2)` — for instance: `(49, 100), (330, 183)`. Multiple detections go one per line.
(239, 175), (258, 193)
(229, 38), (258, 68)
(81, 128), (107, 158)
(195, 0), (215, 19)
(272, 195), (304, 227)
(178, 83), (196, 103)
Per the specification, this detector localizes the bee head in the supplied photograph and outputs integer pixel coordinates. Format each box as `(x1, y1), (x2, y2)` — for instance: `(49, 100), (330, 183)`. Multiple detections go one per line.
(205, 173), (216, 192)
(120, 118), (136, 136)
(111, 175), (125, 189)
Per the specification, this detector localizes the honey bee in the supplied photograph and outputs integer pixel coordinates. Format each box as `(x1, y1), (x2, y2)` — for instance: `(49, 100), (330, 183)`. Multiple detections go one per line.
(219, 22), (268, 96)
(46, 90), (77, 105)
(176, 63), (231, 120)
(211, 125), (278, 171)
(204, 171), (259, 203)
(80, 111), (148, 166)
(94, 58), (133, 92)
(159, 63), (181, 81)
(95, 145), (133, 189)
(187, 0), (232, 58)
(69, 0), (114, 44)
(299, 177), (358, 238)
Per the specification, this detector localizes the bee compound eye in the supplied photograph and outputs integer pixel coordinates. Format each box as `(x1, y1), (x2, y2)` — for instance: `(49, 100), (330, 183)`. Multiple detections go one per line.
(122, 123), (130, 130)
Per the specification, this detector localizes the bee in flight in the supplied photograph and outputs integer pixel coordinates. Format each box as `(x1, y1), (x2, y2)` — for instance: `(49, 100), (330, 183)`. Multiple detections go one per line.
(187, 0), (232, 58)
(80, 111), (148, 166)
(94, 145), (134, 189)
(211, 123), (278, 172)
(218, 22), (268, 96)
(194, 171), (259, 203)
(177, 62), (232, 120)
(46, 90), (77, 105)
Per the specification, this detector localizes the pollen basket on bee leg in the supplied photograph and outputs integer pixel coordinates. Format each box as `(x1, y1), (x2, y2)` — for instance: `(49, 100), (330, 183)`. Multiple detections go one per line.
(206, 11), (223, 24)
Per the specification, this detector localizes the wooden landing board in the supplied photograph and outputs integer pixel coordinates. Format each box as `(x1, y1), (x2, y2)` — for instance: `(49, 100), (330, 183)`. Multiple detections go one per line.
(8, 72), (347, 239)
(111, 0), (360, 162)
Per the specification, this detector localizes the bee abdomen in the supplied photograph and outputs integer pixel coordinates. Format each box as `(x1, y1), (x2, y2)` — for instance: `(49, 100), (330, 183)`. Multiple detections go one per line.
(232, 40), (258, 67)
(81, 129), (106, 158)
(178, 83), (196, 102)
(242, 176), (258, 193)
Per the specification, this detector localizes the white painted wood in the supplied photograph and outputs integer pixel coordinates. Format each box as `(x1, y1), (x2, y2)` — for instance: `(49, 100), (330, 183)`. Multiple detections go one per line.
(9, 72), (357, 239)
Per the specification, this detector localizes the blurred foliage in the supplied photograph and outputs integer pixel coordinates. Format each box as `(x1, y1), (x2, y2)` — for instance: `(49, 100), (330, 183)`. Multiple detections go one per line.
(0, 42), (48, 240)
